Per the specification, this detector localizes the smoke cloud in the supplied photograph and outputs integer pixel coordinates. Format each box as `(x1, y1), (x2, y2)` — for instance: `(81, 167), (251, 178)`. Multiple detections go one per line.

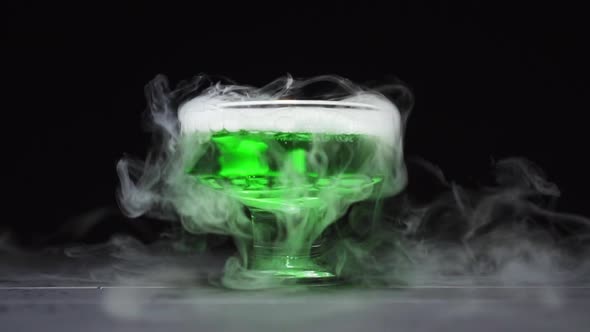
(1, 75), (588, 328)
(113, 75), (589, 291)
(116, 74), (409, 288)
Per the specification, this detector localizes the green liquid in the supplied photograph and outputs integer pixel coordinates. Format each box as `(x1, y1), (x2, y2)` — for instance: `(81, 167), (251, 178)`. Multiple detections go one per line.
(188, 131), (383, 211)
(186, 130), (385, 282)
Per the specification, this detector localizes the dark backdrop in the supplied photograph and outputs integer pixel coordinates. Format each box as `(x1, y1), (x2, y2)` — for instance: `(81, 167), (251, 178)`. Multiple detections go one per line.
(4, 3), (589, 246)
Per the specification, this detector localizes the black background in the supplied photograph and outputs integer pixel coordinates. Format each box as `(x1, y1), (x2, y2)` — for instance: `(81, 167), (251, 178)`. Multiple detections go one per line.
(4, 3), (589, 246)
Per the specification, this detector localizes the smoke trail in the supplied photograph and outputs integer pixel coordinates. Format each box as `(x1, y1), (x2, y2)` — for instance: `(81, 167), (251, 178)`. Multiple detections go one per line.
(116, 74), (589, 291)
(329, 157), (590, 287)
(116, 74), (409, 288)
(2, 72), (588, 330)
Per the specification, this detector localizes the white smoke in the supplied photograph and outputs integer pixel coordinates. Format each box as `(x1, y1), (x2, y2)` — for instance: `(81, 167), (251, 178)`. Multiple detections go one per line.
(2, 74), (589, 326)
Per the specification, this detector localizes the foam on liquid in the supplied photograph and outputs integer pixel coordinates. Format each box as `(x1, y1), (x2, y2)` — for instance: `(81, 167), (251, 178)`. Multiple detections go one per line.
(178, 94), (401, 146)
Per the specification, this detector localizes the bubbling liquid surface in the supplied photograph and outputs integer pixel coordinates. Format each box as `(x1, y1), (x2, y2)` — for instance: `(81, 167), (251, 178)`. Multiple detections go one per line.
(178, 100), (402, 147)
(187, 131), (384, 211)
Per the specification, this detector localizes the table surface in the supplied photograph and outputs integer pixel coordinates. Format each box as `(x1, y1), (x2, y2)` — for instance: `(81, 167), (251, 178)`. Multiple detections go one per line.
(2, 285), (590, 332)
(2, 240), (589, 332)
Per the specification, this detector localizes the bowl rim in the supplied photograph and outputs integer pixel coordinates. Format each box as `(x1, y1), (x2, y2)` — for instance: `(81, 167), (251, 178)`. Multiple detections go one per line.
(217, 100), (378, 110)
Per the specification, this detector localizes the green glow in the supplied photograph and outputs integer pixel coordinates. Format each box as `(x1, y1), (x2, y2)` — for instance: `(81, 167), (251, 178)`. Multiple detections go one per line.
(252, 255), (335, 279)
(213, 134), (270, 177)
(288, 149), (306, 174)
(187, 130), (389, 284)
